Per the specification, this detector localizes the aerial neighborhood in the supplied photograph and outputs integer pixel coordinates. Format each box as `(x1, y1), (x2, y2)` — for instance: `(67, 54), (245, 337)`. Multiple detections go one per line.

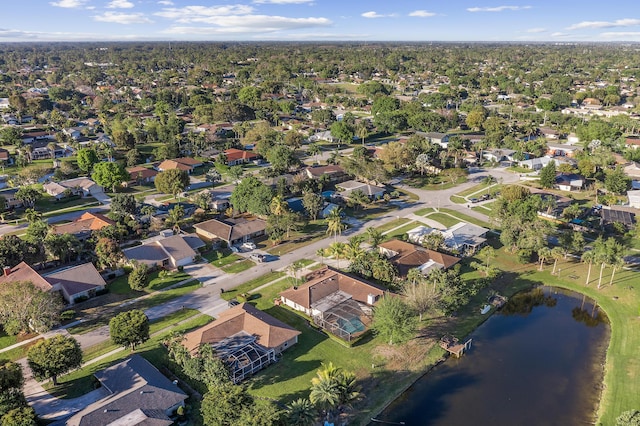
(0, 41), (638, 426)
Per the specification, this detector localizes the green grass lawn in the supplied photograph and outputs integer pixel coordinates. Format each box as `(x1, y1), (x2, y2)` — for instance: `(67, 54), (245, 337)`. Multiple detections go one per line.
(34, 195), (98, 215)
(221, 259), (255, 274)
(450, 195), (467, 204)
(424, 212), (459, 228)
(220, 271), (286, 301)
(107, 270), (191, 295)
(0, 338), (44, 362)
(472, 201), (495, 213)
(436, 208), (493, 229)
(383, 223), (421, 239)
(404, 175), (468, 191)
(205, 249), (241, 268)
(455, 182), (500, 198)
(46, 314), (213, 400)
(414, 207), (435, 216)
(0, 331), (19, 351)
(374, 218), (412, 234)
(82, 308), (202, 363)
(68, 280), (201, 335)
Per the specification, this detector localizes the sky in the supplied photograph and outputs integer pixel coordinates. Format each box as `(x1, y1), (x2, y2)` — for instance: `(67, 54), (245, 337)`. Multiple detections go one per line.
(3, 1), (640, 42)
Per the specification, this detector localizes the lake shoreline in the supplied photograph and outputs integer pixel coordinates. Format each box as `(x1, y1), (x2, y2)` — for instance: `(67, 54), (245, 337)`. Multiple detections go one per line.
(362, 283), (612, 426)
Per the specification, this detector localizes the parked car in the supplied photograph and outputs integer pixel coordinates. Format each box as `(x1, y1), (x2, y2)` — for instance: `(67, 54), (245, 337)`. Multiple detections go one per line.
(250, 253), (265, 263)
(480, 193), (491, 201)
(230, 246), (240, 253)
(242, 241), (257, 250)
(470, 198), (479, 203)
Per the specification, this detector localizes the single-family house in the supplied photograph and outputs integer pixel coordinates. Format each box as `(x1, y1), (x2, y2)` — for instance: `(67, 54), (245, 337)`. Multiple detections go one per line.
(0, 98), (9, 110)
(157, 157), (203, 174)
(623, 162), (640, 180)
(335, 180), (385, 200)
(66, 355), (187, 426)
(0, 261), (105, 305)
(378, 239), (460, 277)
(43, 177), (103, 199)
(625, 137), (640, 150)
(21, 131), (55, 144)
(307, 130), (335, 143)
(555, 173), (585, 192)
(182, 303), (300, 383)
(123, 233), (205, 268)
(0, 148), (12, 166)
(280, 266), (386, 341)
(0, 189), (24, 209)
(539, 127), (561, 140)
(546, 143), (582, 158)
(44, 263), (107, 304)
(51, 212), (116, 240)
(518, 156), (573, 171)
(406, 222), (488, 255)
(301, 165), (347, 182)
(483, 149), (517, 163)
(223, 148), (259, 166)
(628, 190), (640, 209)
(417, 132), (450, 148)
(126, 166), (158, 185)
(600, 207), (636, 229)
(194, 217), (266, 246)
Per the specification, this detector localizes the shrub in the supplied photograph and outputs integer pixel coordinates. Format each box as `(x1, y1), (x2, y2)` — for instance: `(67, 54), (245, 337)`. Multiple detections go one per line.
(74, 295), (89, 304)
(177, 265), (184, 272)
(60, 310), (76, 321)
(95, 288), (109, 296)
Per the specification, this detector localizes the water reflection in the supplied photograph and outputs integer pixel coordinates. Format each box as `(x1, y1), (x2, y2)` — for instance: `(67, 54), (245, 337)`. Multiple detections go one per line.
(374, 286), (609, 426)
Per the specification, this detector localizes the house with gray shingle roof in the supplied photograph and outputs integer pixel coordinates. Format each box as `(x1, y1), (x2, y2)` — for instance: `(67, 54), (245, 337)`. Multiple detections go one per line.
(66, 355), (187, 426)
(123, 233), (204, 268)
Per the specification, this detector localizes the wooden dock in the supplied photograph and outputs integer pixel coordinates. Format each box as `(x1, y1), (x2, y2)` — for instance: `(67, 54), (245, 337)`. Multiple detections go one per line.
(439, 335), (473, 358)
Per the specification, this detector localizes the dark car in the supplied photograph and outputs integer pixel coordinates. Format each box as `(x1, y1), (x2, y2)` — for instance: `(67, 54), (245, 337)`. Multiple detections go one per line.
(470, 198), (479, 203)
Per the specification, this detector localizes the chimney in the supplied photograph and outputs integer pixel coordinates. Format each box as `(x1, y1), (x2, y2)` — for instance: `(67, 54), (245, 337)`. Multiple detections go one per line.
(3, 266), (11, 277)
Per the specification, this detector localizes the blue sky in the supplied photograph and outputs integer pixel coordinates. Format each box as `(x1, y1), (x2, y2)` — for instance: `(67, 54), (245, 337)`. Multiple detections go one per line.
(3, 1), (640, 42)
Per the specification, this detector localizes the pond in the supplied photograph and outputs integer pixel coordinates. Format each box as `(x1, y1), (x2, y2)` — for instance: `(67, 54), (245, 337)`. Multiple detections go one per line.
(373, 287), (609, 426)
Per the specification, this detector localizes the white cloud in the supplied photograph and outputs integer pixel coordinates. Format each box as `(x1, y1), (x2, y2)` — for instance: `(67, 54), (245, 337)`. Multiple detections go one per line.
(93, 12), (153, 24)
(253, 0), (314, 4)
(155, 5), (255, 22)
(107, 0), (134, 8)
(165, 14), (330, 33)
(567, 19), (640, 30)
(157, 0), (173, 4)
(525, 27), (546, 33)
(600, 31), (640, 39)
(257, 32), (368, 40)
(50, 0), (87, 8)
(361, 11), (391, 19)
(409, 10), (436, 18)
(467, 5), (531, 12)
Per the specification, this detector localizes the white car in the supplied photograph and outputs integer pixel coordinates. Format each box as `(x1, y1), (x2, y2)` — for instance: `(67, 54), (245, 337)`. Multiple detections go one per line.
(230, 246), (240, 253)
(242, 241), (257, 250)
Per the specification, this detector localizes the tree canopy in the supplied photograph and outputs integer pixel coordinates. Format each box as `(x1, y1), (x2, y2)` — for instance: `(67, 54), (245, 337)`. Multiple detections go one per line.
(109, 309), (150, 350)
(27, 335), (82, 385)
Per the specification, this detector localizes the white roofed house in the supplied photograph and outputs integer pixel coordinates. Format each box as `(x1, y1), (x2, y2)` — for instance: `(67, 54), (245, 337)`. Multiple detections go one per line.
(335, 180), (386, 201)
(628, 190), (640, 209)
(43, 177), (103, 200)
(406, 222), (488, 256)
(555, 173), (585, 192)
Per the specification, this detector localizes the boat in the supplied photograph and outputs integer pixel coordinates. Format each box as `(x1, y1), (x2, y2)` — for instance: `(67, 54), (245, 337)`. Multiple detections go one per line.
(480, 304), (491, 314)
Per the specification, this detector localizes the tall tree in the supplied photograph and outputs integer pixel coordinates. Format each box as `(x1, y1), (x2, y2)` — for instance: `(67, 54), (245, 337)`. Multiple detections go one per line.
(230, 176), (273, 216)
(539, 161), (557, 189)
(91, 162), (128, 192)
(302, 191), (323, 221)
(76, 148), (99, 173)
(128, 263), (149, 291)
(325, 208), (346, 243)
(154, 169), (190, 199)
(109, 309), (150, 351)
(371, 296), (417, 345)
(27, 335), (82, 386)
(366, 227), (384, 248)
(0, 281), (61, 335)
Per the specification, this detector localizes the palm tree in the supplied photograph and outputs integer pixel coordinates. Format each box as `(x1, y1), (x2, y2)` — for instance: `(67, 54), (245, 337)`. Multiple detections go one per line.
(270, 194), (289, 216)
(356, 121), (368, 146)
(310, 363), (341, 418)
(366, 227), (384, 248)
(307, 143), (321, 163)
(606, 239), (625, 288)
(344, 236), (365, 262)
(165, 205), (185, 233)
(325, 208), (346, 243)
(348, 189), (369, 211)
(24, 208), (42, 224)
(316, 248), (326, 264)
(328, 242), (346, 268)
(286, 398), (317, 426)
(537, 247), (552, 271)
(550, 247), (563, 275)
(581, 250), (595, 286)
(593, 237), (610, 289)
